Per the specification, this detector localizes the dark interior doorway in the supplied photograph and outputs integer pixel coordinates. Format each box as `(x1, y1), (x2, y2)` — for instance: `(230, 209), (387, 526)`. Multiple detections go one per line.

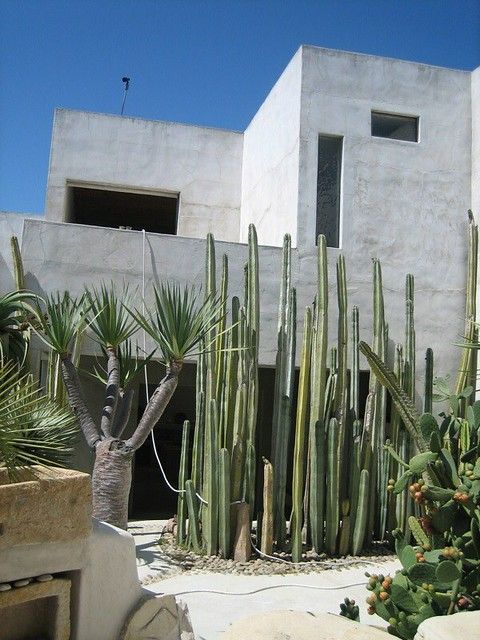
(66, 185), (178, 235)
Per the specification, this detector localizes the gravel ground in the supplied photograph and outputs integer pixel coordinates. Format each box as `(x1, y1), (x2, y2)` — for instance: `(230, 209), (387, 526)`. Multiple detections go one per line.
(131, 520), (396, 585)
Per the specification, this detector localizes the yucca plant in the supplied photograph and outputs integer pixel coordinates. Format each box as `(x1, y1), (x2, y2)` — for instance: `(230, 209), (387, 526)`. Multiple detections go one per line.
(35, 282), (224, 529)
(0, 290), (37, 366)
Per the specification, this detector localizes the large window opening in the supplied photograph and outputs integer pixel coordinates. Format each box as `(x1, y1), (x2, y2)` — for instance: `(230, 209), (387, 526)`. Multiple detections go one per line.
(371, 111), (419, 142)
(316, 135), (343, 248)
(66, 185), (178, 235)
(129, 365), (278, 519)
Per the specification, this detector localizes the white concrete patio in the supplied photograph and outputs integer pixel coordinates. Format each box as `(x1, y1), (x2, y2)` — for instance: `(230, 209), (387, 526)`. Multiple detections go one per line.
(132, 520), (400, 640)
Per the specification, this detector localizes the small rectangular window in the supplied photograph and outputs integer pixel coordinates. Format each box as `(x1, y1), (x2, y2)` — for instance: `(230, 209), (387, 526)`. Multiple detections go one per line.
(316, 135), (342, 248)
(371, 111), (418, 142)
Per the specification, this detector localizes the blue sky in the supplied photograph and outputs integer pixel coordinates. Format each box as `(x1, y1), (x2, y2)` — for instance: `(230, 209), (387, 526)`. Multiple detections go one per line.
(1, 0), (479, 214)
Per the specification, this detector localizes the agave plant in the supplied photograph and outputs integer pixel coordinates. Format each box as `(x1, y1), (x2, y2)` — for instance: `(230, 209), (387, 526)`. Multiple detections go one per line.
(35, 282), (225, 529)
(0, 359), (78, 479)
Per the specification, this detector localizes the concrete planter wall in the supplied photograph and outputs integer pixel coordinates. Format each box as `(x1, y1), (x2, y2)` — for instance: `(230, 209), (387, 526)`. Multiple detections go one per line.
(0, 465), (92, 550)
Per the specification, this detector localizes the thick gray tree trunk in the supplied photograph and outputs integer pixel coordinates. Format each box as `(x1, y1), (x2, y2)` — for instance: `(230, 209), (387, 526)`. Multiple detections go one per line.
(92, 439), (134, 530)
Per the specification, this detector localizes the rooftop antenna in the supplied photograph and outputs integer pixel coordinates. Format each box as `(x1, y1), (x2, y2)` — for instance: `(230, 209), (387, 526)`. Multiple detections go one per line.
(121, 77), (130, 115)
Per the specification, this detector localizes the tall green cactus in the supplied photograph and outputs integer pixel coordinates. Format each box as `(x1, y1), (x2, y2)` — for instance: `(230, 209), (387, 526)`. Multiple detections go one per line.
(326, 417), (341, 554)
(203, 399), (219, 555)
(456, 215), (478, 407)
(309, 235), (329, 552)
(424, 348), (434, 415)
(272, 234), (296, 547)
(291, 307), (312, 562)
(176, 420), (190, 545)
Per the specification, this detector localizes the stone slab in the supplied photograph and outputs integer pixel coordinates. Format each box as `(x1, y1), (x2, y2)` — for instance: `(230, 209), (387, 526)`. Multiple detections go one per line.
(414, 611), (480, 640)
(0, 465), (92, 549)
(221, 610), (389, 639)
(121, 593), (194, 640)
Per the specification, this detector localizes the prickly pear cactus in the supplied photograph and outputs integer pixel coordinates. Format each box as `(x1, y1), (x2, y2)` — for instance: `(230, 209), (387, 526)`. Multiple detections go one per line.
(339, 597), (360, 621)
(366, 395), (480, 639)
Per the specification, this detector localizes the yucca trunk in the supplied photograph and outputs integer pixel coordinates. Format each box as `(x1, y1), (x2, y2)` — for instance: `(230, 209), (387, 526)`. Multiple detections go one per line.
(92, 438), (133, 530)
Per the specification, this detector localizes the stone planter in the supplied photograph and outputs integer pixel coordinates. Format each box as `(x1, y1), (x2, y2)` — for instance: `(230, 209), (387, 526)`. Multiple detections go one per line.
(0, 465), (92, 550)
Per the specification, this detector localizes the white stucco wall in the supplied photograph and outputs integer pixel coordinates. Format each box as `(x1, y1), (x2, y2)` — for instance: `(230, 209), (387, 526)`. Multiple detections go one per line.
(472, 66), (480, 217)
(240, 49), (302, 247)
(20, 217), (472, 398)
(298, 46), (472, 250)
(45, 109), (244, 242)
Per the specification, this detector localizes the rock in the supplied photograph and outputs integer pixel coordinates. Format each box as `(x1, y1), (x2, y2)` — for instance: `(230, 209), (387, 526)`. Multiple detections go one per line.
(221, 610), (389, 639)
(36, 573), (53, 582)
(121, 593), (195, 640)
(414, 611), (480, 640)
(13, 578), (31, 587)
(0, 583), (11, 591)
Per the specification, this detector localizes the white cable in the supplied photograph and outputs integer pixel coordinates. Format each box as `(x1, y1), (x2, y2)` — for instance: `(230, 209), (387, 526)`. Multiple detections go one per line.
(141, 229), (207, 504)
(171, 581), (368, 597)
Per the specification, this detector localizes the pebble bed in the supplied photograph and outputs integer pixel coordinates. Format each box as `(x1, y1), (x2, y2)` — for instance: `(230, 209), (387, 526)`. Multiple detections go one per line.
(137, 522), (395, 585)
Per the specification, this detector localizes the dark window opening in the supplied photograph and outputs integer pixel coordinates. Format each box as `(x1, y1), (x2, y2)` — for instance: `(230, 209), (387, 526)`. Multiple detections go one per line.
(66, 186), (178, 235)
(129, 365), (278, 520)
(371, 111), (419, 142)
(316, 135), (342, 248)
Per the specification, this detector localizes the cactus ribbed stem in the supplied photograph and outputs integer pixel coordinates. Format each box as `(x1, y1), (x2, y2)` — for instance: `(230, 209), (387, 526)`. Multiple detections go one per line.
(352, 469), (369, 555)
(176, 420), (190, 545)
(203, 399), (219, 555)
(326, 417), (341, 554)
(185, 480), (201, 553)
(291, 307), (312, 562)
(218, 448), (231, 558)
(424, 348), (434, 415)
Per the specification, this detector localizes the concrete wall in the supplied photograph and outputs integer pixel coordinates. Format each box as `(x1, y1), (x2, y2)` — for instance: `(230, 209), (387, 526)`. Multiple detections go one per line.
(240, 49), (302, 247)
(295, 46), (473, 386)
(20, 217), (470, 403)
(472, 67), (480, 217)
(0, 213), (29, 293)
(298, 46), (472, 250)
(45, 109), (244, 242)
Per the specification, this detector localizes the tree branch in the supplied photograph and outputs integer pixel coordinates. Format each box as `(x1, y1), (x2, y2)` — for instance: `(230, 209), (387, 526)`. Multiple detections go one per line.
(60, 354), (101, 448)
(111, 388), (134, 439)
(100, 346), (120, 438)
(124, 360), (182, 451)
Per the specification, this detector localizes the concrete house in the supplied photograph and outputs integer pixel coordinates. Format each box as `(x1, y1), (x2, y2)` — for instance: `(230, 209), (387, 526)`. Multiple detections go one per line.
(1, 46), (479, 516)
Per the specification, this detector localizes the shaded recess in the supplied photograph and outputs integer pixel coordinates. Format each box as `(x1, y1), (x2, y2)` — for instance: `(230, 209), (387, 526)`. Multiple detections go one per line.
(66, 185), (178, 235)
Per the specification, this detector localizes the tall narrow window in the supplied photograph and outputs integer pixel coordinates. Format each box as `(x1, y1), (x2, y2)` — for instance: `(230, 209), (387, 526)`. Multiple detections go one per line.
(316, 135), (342, 248)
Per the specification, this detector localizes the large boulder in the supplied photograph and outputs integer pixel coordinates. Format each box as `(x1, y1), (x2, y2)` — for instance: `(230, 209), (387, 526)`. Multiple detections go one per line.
(221, 610), (389, 639)
(414, 611), (480, 640)
(121, 593), (195, 640)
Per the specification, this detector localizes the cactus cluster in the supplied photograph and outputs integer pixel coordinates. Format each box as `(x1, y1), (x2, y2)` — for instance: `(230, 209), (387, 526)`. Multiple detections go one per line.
(176, 225), (259, 557)
(173, 225), (428, 559)
(355, 217), (480, 637)
(362, 406), (480, 640)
